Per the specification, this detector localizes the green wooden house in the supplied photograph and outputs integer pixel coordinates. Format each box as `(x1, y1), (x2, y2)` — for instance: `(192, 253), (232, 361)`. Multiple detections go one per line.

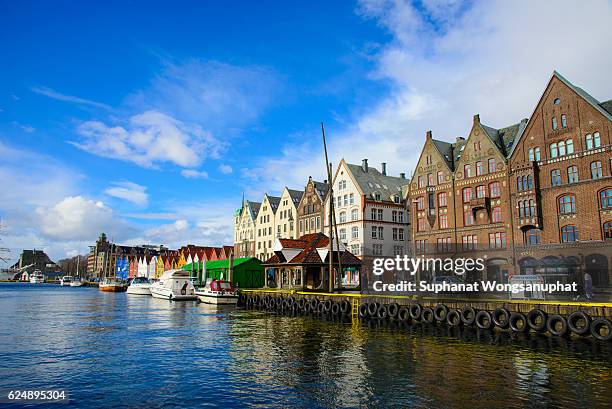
(183, 257), (264, 289)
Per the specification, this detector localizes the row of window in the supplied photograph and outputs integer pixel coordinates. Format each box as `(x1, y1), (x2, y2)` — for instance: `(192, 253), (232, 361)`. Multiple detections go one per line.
(416, 159), (499, 188)
(462, 182), (501, 202)
(518, 200), (537, 218)
(369, 226), (405, 241)
(278, 209), (293, 220)
(416, 207), (503, 232)
(416, 232), (507, 252)
(302, 203), (320, 214)
(368, 208), (405, 223)
(527, 132), (602, 162)
(298, 216), (321, 233)
(557, 189), (612, 214)
(336, 193), (355, 207)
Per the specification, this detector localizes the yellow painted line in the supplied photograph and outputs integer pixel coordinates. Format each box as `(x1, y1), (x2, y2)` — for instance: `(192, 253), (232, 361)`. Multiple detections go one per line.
(241, 289), (612, 307)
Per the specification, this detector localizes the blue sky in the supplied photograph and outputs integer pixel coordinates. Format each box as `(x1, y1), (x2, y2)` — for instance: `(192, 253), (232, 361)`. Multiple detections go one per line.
(1, 0), (611, 261)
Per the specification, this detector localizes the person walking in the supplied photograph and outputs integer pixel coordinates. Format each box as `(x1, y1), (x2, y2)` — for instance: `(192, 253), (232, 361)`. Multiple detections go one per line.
(584, 272), (593, 301)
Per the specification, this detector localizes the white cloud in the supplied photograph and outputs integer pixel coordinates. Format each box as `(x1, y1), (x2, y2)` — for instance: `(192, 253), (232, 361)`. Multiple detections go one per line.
(181, 169), (209, 179)
(104, 181), (149, 206)
(73, 110), (224, 168)
(31, 86), (112, 110)
(250, 0), (612, 189)
(36, 196), (116, 241)
(218, 164), (233, 174)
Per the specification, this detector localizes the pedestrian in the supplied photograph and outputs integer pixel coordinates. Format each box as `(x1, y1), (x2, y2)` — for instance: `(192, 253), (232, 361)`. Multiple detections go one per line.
(584, 272), (593, 300)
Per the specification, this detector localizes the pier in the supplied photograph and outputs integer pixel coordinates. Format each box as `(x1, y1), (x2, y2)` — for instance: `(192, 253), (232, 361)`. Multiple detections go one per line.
(240, 289), (612, 341)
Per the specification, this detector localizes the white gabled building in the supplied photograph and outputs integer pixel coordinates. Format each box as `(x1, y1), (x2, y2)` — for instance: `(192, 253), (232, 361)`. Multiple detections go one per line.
(234, 199), (261, 258)
(274, 187), (303, 240)
(255, 194), (281, 261)
(324, 159), (411, 265)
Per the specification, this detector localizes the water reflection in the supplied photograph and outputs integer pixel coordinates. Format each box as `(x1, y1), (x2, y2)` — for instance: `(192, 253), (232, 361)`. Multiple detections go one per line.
(0, 283), (610, 408)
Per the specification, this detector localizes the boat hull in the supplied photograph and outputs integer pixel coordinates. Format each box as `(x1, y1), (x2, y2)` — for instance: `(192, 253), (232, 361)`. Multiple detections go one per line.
(195, 290), (238, 305)
(99, 284), (127, 292)
(126, 285), (152, 295)
(150, 286), (196, 301)
(70, 281), (84, 287)
(29, 277), (44, 284)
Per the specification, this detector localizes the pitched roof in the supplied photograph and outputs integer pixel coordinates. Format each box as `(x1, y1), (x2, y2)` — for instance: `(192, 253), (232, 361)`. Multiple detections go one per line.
(263, 232), (361, 266)
(554, 71), (612, 121)
(600, 99), (612, 116)
(480, 119), (528, 157)
(266, 195), (281, 212)
(287, 188), (303, 205)
(345, 162), (409, 202)
(248, 201), (261, 218)
(312, 180), (330, 200)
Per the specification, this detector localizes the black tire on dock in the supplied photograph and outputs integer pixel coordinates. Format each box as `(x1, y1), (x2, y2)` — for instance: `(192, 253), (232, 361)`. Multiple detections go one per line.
(527, 309), (547, 332)
(509, 312), (528, 333)
(475, 310), (493, 330)
(377, 305), (388, 319)
(492, 308), (510, 329)
(304, 302), (311, 314)
(317, 301), (325, 314)
(387, 303), (399, 319)
(397, 306), (410, 323)
(340, 300), (350, 315)
(547, 314), (568, 337)
(434, 304), (449, 322)
(421, 307), (435, 324)
(298, 298), (306, 310)
(410, 304), (422, 321)
(368, 302), (379, 317)
(461, 306), (477, 326)
(323, 299), (332, 314)
(275, 297), (283, 310)
(567, 311), (591, 336)
(281, 299), (288, 311)
(590, 318), (612, 341)
(330, 302), (339, 316)
(446, 309), (462, 327)
(359, 303), (369, 319)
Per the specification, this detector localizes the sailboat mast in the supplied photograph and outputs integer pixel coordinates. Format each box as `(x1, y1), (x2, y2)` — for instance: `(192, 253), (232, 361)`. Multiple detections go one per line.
(321, 123), (338, 293)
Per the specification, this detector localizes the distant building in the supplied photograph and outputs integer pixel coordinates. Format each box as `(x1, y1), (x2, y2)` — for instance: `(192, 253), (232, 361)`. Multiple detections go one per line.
(234, 199), (260, 258)
(296, 176), (329, 237)
(10, 249), (60, 278)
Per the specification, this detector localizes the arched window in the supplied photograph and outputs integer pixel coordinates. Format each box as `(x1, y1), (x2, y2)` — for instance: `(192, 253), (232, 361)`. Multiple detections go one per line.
(339, 211), (346, 223)
(551, 169), (561, 186)
(558, 140), (566, 156)
(437, 171), (444, 184)
(600, 189), (612, 209)
(462, 187), (473, 203)
(604, 222), (612, 240)
(464, 164), (472, 178)
(566, 139), (574, 154)
(591, 161), (603, 179)
(351, 209), (358, 221)
(438, 192), (447, 207)
(550, 143), (558, 158)
(527, 175), (533, 189)
(594, 132), (601, 148)
(529, 200), (536, 217)
(489, 182), (501, 198)
(476, 161), (484, 176)
(351, 226), (359, 239)
(586, 134), (593, 150)
(526, 228), (541, 245)
(561, 114), (567, 128)
(517, 176), (523, 191)
(492, 207), (502, 222)
(339, 228), (346, 241)
(552, 117), (557, 130)
(476, 185), (486, 198)
(488, 158), (496, 173)
(518, 200), (525, 218)
(558, 195), (576, 214)
(561, 225), (579, 242)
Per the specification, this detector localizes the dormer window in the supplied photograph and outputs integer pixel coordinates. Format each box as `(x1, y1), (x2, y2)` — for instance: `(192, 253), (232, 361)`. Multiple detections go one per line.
(375, 193), (381, 201)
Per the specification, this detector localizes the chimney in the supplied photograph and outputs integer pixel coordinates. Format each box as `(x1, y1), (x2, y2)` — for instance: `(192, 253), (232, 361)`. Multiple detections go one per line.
(324, 179), (328, 184)
(473, 114), (480, 124)
(400, 172), (406, 179)
(362, 159), (368, 172)
(381, 162), (387, 176)
(308, 175), (312, 181)
(426, 130), (432, 139)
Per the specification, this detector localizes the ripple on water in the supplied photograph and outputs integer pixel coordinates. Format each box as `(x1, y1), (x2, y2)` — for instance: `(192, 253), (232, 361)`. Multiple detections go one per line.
(0, 283), (611, 408)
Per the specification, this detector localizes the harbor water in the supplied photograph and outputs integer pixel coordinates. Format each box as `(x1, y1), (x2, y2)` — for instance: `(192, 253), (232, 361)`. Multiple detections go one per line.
(0, 283), (610, 408)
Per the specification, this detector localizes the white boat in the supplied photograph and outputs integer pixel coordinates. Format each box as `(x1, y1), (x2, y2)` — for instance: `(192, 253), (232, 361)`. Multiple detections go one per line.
(126, 276), (152, 295)
(60, 276), (73, 286)
(150, 269), (196, 300)
(29, 270), (45, 284)
(195, 279), (238, 305)
(70, 278), (84, 287)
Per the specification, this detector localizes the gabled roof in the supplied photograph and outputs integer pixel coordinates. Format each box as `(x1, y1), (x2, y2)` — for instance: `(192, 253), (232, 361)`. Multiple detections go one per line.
(599, 99), (612, 116)
(345, 162), (409, 202)
(266, 195), (281, 212)
(263, 232), (361, 265)
(287, 188), (303, 205)
(480, 119), (528, 157)
(312, 180), (329, 201)
(554, 71), (612, 121)
(248, 201), (261, 219)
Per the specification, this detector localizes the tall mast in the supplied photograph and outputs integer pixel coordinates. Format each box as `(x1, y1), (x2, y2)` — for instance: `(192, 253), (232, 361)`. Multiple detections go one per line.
(322, 123), (334, 293)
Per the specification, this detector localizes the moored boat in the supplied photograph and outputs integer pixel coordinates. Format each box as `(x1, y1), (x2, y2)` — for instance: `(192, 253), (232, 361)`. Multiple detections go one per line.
(29, 270), (45, 284)
(60, 275), (73, 286)
(99, 278), (128, 292)
(126, 276), (152, 295)
(150, 269), (196, 300)
(70, 278), (84, 287)
(195, 279), (238, 305)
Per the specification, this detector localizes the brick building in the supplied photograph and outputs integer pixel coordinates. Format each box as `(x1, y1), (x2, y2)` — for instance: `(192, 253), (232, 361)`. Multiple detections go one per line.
(296, 176), (329, 237)
(509, 72), (612, 291)
(409, 71), (612, 294)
